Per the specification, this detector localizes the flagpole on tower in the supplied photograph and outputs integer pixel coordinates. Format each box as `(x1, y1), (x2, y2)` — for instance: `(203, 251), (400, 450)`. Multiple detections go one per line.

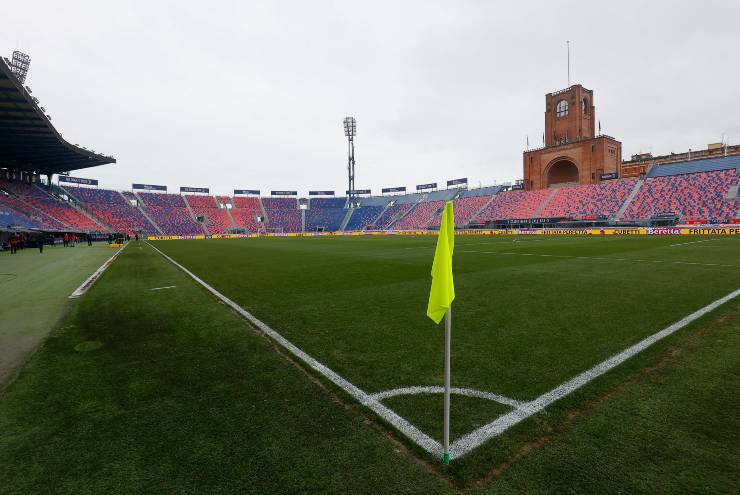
(567, 40), (570, 87)
(443, 306), (452, 464)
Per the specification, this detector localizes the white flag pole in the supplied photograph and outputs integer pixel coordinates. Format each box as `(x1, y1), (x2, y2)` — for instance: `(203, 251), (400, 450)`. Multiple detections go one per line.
(443, 304), (452, 464)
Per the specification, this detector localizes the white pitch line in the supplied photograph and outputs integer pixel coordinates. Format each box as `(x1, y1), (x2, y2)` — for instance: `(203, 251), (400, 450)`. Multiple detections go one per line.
(460, 250), (737, 268)
(146, 240), (739, 461)
(370, 386), (524, 409)
(150, 285), (176, 291)
(146, 242), (444, 457)
(449, 287), (740, 458)
(69, 245), (126, 299)
(669, 238), (717, 247)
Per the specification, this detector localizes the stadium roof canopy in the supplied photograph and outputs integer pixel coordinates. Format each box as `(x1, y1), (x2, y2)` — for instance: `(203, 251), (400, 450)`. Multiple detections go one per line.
(0, 57), (115, 175)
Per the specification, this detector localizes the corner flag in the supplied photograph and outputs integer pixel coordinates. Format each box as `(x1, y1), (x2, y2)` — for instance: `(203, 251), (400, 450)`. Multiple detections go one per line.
(427, 200), (455, 465)
(427, 201), (455, 324)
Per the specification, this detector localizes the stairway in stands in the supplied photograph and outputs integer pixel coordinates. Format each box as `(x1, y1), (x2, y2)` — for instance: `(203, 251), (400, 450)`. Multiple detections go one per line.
(614, 179), (644, 221)
(531, 188), (558, 218)
(129, 191), (164, 234)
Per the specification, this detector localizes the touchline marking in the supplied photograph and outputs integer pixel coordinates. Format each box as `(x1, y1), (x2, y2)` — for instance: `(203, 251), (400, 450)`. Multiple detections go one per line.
(460, 250), (737, 268)
(146, 242), (444, 457)
(150, 285), (176, 291)
(69, 245), (126, 299)
(449, 287), (740, 458)
(146, 241), (739, 461)
(370, 386), (524, 409)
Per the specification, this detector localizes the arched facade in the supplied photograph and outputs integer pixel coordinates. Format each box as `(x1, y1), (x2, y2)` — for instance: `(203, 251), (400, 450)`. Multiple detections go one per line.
(545, 158), (579, 186)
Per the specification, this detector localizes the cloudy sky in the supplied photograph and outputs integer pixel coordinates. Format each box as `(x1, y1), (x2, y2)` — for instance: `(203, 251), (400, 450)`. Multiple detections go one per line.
(4, 1), (739, 195)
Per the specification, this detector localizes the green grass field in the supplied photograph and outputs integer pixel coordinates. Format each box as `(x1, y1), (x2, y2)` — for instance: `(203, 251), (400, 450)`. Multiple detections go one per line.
(0, 243), (116, 387)
(1, 235), (738, 493)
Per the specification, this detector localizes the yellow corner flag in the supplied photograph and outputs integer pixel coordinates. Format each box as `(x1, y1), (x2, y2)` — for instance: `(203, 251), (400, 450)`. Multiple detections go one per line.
(427, 201), (455, 324)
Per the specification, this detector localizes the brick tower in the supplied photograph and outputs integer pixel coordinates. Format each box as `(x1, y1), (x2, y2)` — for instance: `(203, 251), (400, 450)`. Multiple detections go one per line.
(523, 84), (622, 190)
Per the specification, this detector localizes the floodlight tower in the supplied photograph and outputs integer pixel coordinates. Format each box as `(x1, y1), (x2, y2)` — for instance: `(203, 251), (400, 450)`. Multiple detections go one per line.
(343, 116), (356, 204)
(9, 51), (31, 84)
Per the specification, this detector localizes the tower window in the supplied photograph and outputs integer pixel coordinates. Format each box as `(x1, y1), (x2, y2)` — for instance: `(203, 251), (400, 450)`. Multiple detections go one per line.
(582, 98), (589, 115)
(555, 99), (568, 118)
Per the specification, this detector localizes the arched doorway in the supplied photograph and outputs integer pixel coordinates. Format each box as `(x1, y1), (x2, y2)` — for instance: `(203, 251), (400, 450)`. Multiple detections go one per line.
(547, 159), (579, 187)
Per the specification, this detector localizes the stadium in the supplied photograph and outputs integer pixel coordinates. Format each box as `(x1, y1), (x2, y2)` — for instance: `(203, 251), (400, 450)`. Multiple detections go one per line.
(1, 4), (739, 494)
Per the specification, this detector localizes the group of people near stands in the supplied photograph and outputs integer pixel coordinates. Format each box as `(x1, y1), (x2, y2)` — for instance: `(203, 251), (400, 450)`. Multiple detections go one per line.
(5, 232), (94, 254)
(2, 231), (135, 254)
(61, 232), (92, 247)
(7, 232), (45, 254)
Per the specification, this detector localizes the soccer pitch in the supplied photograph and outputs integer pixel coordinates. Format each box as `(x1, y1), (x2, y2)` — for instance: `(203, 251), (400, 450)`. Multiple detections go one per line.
(150, 234), (740, 479)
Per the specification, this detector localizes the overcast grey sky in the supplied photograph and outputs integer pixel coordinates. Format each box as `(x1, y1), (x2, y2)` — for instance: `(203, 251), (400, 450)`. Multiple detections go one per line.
(4, 1), (739, 195)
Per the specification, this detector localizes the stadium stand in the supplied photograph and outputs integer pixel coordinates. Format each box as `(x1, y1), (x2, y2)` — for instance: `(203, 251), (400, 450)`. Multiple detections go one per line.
(0, 188), (65, 230)
(184, 195), (233, 234)
(647, 155), (740, 178)
(138, 191), (186, 207)
(231, 196), (263, 232)
(63, 186), (158, 234)
(393, 200), (445, 230)
(137, 192), (202, 235)
(440, 194), (495, 226)
(1, 180), (101, 231)
(538, 179), (637, 219)
(262, 197), (297, 209)
(0, 191), (46, 229)
(474, 189), (552, 222)
(623, 169), (738, 223)
(262, 197), (301, 232)
(374, 203), (415, 229)
(345, 206), (384, 230)
(458, 185), (503, 198)
(305, 198), (346, 232)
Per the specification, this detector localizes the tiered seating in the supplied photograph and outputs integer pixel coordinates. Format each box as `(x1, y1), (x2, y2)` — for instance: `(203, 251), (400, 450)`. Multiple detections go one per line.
(0, 196), (43, 229)
(1, 180), (100, 231)
(305, 198), (346, 232)
(344, 206), (383, 230)
(428, 195), (493, 227)
(623, 170), (738, 222)
(231, 196), (262, 232)
(539, 179), (636, 219)
(263, 197), (301, 232)
(374, 203), (414, 229)
(138, 192), (202, 235)
(474, 189), (551, 222)
(451, 195), (493, 225)
(310, 197), (346, 209)
(393, 201), (445, 230)
(64, 187), (157, 234)
(185, 195), (233, 234)
(138, 192), (187, 207)
(0, 189), (64, 229)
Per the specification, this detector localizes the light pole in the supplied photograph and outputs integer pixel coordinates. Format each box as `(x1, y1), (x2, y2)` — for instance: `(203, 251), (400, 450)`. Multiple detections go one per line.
(343, 117), (356, 205)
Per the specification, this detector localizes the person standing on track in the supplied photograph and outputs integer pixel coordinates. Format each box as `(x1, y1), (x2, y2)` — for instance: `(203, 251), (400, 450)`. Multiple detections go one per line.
(9, 233), (18, 254)
(87, 233), (92, 246)
(63, 232), (69, 247)
(37, 234), (44, 253)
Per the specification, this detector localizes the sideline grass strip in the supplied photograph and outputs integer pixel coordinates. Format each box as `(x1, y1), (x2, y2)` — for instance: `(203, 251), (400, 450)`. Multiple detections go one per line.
(0, 244), (117, 387)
